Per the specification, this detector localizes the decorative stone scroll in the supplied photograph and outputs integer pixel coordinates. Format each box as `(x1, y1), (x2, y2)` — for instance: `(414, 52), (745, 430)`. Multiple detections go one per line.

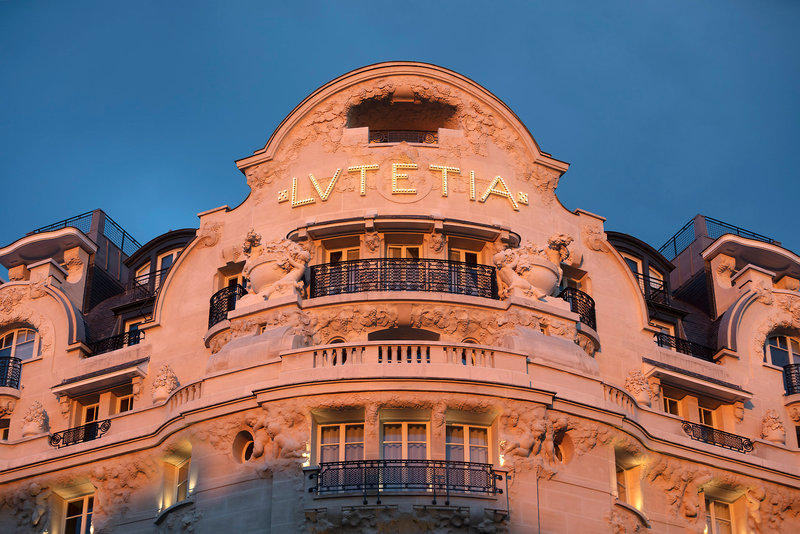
(242, 232), (310, 301)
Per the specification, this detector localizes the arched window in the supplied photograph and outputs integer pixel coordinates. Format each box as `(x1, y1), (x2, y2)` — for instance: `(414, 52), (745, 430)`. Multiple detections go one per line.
(764, 335), (800, 367)
(0, 327), (39, 361)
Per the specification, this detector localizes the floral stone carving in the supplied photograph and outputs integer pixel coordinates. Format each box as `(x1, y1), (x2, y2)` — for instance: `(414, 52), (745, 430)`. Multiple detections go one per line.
(624, 369), (653, 407)
(22, 401), (48, 437)
(760, 409), (786, 444)
(242, 231), (310, 301)
(152, 364), (179, 403)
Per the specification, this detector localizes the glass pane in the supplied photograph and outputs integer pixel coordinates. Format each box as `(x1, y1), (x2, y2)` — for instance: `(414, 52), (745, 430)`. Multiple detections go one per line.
(407, 247), (420, 259)
(83, 513), (93, 534)
(329, 251), (343, 263)
(320, 426), (340, 445)
(66, 499), (83, 517)
(383, 442), (401, 460)
(407, 442), (426, 459)
(0, 333), (12, 348)
(407, 424), (426, 442)
(470, 445), (489, 463)
(769, 346), (790, 367)
(446, 444), (464, 461)
(469, 428), (488, 446)
(346, 249), (359, 261)
(15, 339), (34, 359)
(624, 257), (640, 274)
(345, 425), (364, 443)
(383, 424), (401, 442)
(791, 338), (800, 357)
(0, 346), (10, 358)
(446, 425), (464, 444)
(320, 444), (339, 462)
(714, 501), (731, 520)
(388, 247), (401, 259)
(65, 517), (82, 534)
(448, 250), (460, 261)
(159, 254), (175, 270)
(21, 329), (36, 342)
(86, 496), (93, 512)
(344, 443), (364, 461)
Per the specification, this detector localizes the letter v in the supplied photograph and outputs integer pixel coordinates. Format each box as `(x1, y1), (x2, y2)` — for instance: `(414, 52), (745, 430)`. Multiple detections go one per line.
(308, 169), (342, 201)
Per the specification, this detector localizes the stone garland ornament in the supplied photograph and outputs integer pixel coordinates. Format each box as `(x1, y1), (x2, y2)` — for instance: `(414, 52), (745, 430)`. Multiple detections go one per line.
(363, 231), (380, 252)
(241, 231), (310, 301)
(21, 401), (48, 437)
(152, 364), (179, 403)
(624, 369), (654, 407)
(760, 409), (786, 444)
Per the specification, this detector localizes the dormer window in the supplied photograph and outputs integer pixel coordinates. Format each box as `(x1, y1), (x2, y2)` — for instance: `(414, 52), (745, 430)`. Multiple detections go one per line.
(347, 93), (457, 145)
(765, 335), (800, 368)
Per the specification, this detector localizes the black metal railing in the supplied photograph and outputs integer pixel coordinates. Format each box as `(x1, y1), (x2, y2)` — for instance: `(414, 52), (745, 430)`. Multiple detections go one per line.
(654, 333), (715, 362)
(88, 331), (144, 356)
(658, 215), (777, 260)
(784, 364), (800, 395)
(310, 259), (498, 300)
(557, 287), (597, 331)
(28, 210), (141, 256)
(0, 357), (22, 389)
(49, 419), (111, 448)
(369, 130), (438, 144)
(126, 267), (171, 300)
(28, 210), (94, 235)
(208, 284), (247, 328)
(313, 460), (501, 504)
(632, 272), (669, 305)
(681, 421), (753, 453)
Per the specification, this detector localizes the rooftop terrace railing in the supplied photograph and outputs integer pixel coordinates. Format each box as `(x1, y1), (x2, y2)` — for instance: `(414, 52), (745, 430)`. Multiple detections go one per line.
(654, 332), (715, 362)
(0, 357), (22, 389)
(312, 459), (501, 504)
(557, 287), (597, 330)
(658, 215), (778, 260)
(369, 130), (438, 144)
(681, 421), (753, 453)
(309, 259), (498, 300)
(28, 210), (142, 256)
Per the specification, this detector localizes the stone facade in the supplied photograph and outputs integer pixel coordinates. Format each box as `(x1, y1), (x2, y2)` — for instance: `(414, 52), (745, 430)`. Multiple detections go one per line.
(0, 63), (799, 533)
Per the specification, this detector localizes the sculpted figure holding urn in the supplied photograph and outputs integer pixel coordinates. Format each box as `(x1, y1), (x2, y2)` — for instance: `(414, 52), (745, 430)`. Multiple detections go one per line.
(242, 230), (310, 301)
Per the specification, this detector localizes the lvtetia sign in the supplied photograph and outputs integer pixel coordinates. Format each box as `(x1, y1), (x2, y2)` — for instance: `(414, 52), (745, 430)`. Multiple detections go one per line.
(277, 162), (530, 211)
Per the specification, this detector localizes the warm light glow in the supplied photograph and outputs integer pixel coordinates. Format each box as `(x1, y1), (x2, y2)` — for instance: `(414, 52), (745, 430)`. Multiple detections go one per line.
(429, 164), (460, 197)
(308, 168), (341, 201)
(499, 454), (505, 467)
(480, 175), (519, 210)
(347, 164), (379, 196)
(391, 163), (418, 194)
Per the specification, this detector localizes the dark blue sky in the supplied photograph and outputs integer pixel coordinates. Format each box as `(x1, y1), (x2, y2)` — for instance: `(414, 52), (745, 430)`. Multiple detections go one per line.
(2, 1), (799, 265)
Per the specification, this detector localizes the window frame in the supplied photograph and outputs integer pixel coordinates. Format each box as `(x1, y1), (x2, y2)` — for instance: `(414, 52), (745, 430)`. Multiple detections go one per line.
(317, 423), (365, 463)
(381, 421), (430, 460)
(63, 494), (94, 534)
(0, 327), (41, 361)
(0, 418), (9, 441)
(445, 424), (490, 463)
(663, 395), (680, 416)
(704, 496), (734, 534)
(764, 334), (800, 368)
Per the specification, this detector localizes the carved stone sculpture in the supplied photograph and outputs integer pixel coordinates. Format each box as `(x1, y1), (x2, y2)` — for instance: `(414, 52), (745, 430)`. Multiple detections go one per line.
(242, 233), (310, 301)
(363, 231), (380, 252)
(624, 369), (653, 407)
(197, 221), (222, 248)
(760, 409), (786, 444)
(21, 401), (47, 437)
(152, 364), (179, 403)
(493, 237), (572, 300)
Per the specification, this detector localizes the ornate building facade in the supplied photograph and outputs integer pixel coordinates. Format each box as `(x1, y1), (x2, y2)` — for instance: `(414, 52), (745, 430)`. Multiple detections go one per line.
(0, 62), (799, 533)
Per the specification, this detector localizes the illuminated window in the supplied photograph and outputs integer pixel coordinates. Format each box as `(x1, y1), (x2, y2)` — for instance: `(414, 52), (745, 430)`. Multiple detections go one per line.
(704, 498), (733, 534)
(0, 327), (40, 361)
(445, 425), (489, 463)
(614, 450), (643, 510)
(175, 458), (190, 502)
(382, 422), (428, 460)
(318, 424), (365, 462)
(764, 335), (800, 367)
(663, 396), (680, 416)
(0, 418), (9, 440)
(64, 494), (94, 534)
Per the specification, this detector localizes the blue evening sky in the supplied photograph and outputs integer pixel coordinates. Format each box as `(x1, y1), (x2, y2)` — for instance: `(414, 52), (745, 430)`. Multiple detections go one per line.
(1, 1), (798, 268)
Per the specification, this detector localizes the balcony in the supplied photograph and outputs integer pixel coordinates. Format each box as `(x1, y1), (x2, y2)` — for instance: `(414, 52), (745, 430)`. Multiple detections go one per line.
(309, 259), (498, 300)
(311, 460), (501, 504)
(631, 272), (669, 305)
(125, 267), (171, 300)
(784, 364), (800, 395)
(88, 331), (144, 356)
(208, 284), (247, 328)
(49, 419), (111, 448)
(557, 287), (597, 330)
(0, 357), (22, 389)
(654, 333), (714, 362)
(681, 421), (753, 453)
(369, 130), (438, 144)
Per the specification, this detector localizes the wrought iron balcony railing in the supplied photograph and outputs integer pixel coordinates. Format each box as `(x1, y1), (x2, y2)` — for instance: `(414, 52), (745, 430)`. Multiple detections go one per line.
(125, 267), (171, 300)
(654, 332), (715, 362)
(632, 272), (669, 305)
(784, 364), (800, 396)
(88, 330), (144, 356)
(681, 421), (753, 453)
(309, 259), (498, 300)
(208, 284), (247, 328)
(369, 130), (438, 144)
(49, 419), (111, 448)
(0, 357), (22, 389)
(557, 287), (597, 331)
(312, 459), (501, 505)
